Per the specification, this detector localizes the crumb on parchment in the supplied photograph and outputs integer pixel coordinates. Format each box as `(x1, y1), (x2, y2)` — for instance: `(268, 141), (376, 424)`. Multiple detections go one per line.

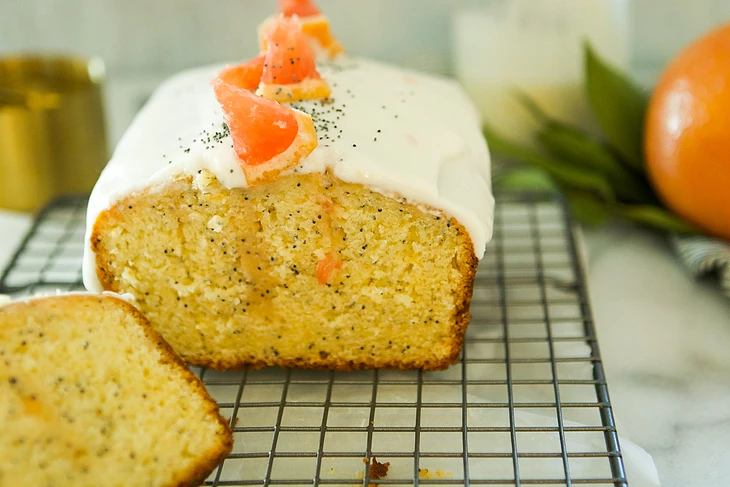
(368, 457), (390, 485)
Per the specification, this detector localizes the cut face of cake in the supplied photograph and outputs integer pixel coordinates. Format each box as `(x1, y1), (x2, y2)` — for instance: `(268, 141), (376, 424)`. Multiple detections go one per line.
(83, 52), (494, 370)
(91, 171), (478, 370)
(0, 294), (232, 486)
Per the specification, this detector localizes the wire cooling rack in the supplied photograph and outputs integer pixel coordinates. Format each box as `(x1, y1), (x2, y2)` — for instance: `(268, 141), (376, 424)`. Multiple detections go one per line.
(0, 192), (628, 487)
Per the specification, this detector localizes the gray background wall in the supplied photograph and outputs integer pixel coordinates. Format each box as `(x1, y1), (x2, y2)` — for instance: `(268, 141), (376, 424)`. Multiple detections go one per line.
(3, 0), (729, 144)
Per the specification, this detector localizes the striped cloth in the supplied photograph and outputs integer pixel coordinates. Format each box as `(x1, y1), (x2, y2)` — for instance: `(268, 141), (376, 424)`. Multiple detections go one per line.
(671, 234), (730, 297)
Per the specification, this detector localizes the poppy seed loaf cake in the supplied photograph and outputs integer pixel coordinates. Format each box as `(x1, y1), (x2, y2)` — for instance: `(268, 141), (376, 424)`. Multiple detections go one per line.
(0, 294), (232, 486)
(83, 56), (494, 371)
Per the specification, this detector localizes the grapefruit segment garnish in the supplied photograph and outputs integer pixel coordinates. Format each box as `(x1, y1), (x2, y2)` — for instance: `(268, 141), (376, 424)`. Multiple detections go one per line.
(259, 1), (344, 59)
(298, 18), (345, 58)
(212, 79), (317, 185)
(257, 15), (331, 102)
(315, 252), (342, 285)
(217, 54), (265, 92)
(278, 0), (321, 17)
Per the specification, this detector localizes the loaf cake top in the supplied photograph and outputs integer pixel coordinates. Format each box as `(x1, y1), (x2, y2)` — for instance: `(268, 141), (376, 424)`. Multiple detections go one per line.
(83, 57), (494, 291)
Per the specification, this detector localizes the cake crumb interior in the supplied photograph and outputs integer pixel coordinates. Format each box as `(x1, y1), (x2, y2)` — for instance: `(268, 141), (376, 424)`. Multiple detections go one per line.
(93, 171), (477, 370)
(0, 295), (230, 487)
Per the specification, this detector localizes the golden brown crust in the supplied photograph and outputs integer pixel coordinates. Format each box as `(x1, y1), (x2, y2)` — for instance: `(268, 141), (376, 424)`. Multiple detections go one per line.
(2, 294), (233, 487)
(90, 173), (480, 372)
(90, 212), (122, 292)
(446, 223), (480, 365)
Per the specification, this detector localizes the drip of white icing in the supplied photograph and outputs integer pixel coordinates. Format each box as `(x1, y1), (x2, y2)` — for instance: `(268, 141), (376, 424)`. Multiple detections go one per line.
(83, 57), (494, 292)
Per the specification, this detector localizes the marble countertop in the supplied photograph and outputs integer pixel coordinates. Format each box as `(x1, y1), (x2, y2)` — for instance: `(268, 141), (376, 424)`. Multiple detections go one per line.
(1, 209), (726, 486)
(582, 223), (730, 487)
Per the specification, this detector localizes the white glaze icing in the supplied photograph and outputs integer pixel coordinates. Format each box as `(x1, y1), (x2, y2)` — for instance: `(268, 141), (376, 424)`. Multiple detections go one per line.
(83, 57), (494, 292)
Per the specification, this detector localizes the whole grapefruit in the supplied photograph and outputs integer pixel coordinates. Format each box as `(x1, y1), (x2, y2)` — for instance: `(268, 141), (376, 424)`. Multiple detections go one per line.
(645, 22), (730, 241)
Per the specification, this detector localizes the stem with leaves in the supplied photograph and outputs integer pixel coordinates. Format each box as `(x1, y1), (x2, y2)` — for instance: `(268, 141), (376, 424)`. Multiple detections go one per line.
(485, 43), (699, 236)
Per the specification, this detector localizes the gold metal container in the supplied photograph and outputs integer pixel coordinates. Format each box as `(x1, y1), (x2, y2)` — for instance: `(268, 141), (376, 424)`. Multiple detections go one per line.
(0, 55), (108, 211)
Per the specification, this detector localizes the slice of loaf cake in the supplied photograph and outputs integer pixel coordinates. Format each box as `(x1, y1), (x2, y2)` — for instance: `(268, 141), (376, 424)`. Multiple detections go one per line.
(0, 294), (233, 486)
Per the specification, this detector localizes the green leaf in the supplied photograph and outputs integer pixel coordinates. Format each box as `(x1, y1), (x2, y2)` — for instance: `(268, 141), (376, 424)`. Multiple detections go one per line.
(563, 190), (613, 226)
(512, 88), (551, 124)
(513, 90), (655, 204)
(536, 124), (656, 204)
(614, 205), (700, 234)
(585, 43), (648, 171)
(537, 125), (618, 174)
(494, 168), (557, 192)
(484, 124), (615, 201)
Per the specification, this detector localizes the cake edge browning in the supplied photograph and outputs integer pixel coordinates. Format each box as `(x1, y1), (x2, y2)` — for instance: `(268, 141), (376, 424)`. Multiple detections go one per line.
(91, 175), (480, 372)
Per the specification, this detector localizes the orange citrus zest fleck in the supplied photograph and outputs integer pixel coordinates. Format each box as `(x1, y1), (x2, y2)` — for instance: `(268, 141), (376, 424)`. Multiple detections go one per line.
(315, 253), (342, 285)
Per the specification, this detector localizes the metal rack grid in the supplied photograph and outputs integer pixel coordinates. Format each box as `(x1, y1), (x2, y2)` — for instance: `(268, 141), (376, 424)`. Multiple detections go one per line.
(0, 193), (628, 487)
